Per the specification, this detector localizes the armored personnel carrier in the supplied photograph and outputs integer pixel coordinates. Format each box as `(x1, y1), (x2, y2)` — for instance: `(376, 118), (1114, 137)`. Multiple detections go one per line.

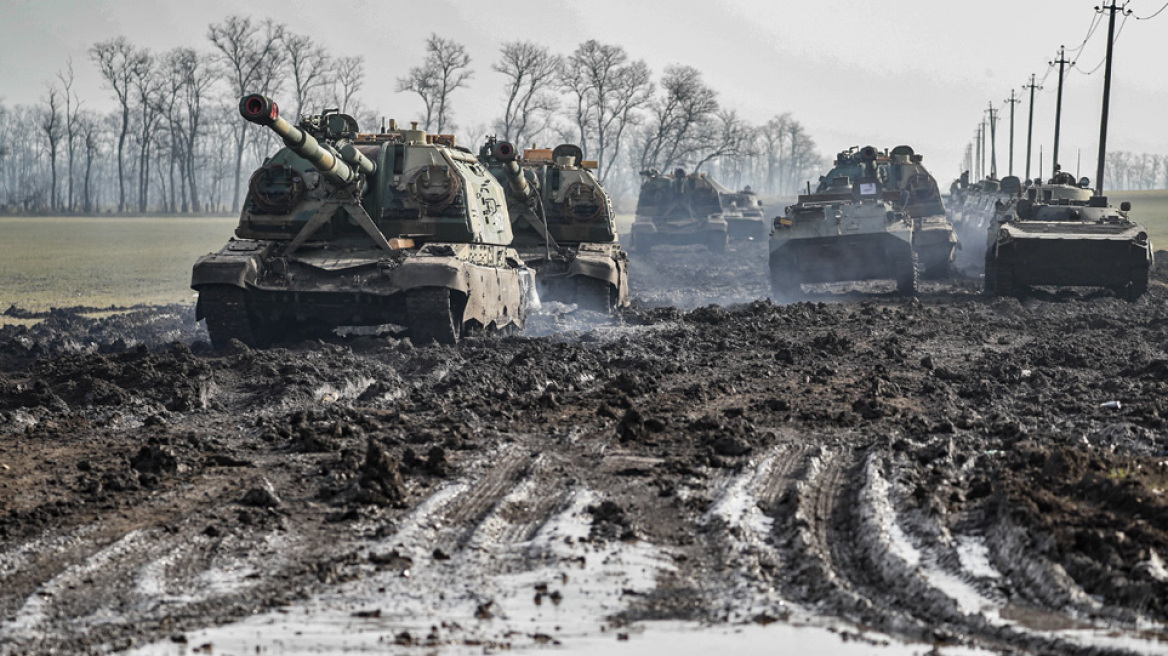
(191, 95), (533, 347)
(769, 146), (916, 299)
(630, 169), (729, 253)
(479, 139), (628, 312)
(984, 170), (1152, 300)
(720, 185), (767, 240)
(768, 145), (956, 298)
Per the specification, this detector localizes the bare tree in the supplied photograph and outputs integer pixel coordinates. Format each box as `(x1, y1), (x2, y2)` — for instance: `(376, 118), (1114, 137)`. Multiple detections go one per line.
(57, 60), (82, 213)
(281, 32), (330, 117)
(77, 110), (103, 213)
(493, 41), (560, 148)
(331, 55), (365, 114)
(38, 86), (64, 212)
(760, 114), (790, 195)
(91, 37), (150, 212)
(396, 34), (473, 133)
(691, 109), (753, 172)
(638, 64), (719, 173)
(132, 53), (164, 212)
(208, 15), (287, 213)
(561, 41), (652, 183)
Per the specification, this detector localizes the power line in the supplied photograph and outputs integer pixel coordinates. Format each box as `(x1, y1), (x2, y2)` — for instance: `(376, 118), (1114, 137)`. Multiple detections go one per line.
(1073, 10), (1131, 75)
(1133, 0), (1168, 19)
(1066, 11), (1104, 54)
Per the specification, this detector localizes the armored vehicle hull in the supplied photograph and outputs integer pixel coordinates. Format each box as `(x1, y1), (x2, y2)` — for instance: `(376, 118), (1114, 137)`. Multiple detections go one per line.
(769, 189), (917, 299)
(195, 242), (530, 347)
(769, 145), (956, 298)
(984, 180), (1152, 301)
(193, 95), (531, 347)
(986, 222), (1151, 299)
(481, 141), (629, 312)
(632, 169), (731, 253)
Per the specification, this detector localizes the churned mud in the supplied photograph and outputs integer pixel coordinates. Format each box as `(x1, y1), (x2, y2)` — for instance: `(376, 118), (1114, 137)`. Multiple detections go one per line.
(3, 240), (1168, 654)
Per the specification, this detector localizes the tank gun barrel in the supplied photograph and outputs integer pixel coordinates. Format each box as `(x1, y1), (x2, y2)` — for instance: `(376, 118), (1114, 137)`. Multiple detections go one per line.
(239, 94), (375, 187)
(491, 141), (533, 200)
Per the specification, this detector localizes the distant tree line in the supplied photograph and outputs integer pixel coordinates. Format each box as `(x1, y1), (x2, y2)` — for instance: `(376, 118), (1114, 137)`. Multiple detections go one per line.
(0, 19), (832, 215)
(1103, 152), (1168, 191)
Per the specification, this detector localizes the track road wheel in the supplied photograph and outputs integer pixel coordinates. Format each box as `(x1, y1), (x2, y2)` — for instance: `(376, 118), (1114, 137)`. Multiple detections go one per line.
(199, 285), (257, 350)
(897, 252), (919, 296)
(575, 278), (613, 313)
(406, 287), (462, 345)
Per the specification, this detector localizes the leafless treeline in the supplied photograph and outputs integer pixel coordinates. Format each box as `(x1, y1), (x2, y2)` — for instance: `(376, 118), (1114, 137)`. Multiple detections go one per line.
(0, 16), (369, 216)
(1, 22), (828, 215)
(1103, 152), (1168, 191)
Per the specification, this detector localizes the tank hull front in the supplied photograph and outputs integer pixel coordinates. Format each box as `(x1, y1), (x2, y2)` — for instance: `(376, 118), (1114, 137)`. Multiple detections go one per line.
(989, 224), (1152, 291)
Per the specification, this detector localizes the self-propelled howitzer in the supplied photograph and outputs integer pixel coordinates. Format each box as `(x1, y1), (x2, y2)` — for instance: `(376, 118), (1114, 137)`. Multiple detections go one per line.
(191, 95), (534, 347)
(480, 139), (629, 312)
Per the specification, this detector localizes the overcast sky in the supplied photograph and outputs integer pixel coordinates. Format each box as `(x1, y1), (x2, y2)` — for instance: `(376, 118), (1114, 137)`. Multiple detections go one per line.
(3, 0), (1166, 183)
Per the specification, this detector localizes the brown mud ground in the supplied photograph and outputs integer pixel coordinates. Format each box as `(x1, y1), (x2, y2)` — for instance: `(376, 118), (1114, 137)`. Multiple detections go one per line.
(3, 241), (1168, 654)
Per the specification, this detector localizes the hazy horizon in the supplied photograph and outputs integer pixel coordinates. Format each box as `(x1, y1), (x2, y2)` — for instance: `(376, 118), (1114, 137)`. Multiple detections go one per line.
(3, 0), (1166, 182)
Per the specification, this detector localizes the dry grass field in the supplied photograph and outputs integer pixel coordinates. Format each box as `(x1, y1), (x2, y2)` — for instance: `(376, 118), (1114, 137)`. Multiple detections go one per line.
(0, 216), (236, 322)
(1110, 188), (1168, 247)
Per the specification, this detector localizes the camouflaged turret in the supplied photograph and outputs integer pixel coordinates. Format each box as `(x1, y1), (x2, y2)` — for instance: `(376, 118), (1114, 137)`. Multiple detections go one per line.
(191, 95), (535, 347)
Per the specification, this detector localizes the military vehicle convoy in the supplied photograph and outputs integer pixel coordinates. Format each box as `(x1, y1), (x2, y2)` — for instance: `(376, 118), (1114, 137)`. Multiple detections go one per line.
(191, 95), (534, 347)
(630, 169), (730, 253)
(478, 139), (628, 312)
(984, 169), (1153, 300)
(768, 145), (957, 299)
(949, 174), (1023, 271)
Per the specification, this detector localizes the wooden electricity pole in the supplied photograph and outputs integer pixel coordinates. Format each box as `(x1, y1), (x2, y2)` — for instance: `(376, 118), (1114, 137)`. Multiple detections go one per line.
(1023, 74), (1041, 180)
(1051, 46), (1071, 174)
(1005, 89), (1021, 176)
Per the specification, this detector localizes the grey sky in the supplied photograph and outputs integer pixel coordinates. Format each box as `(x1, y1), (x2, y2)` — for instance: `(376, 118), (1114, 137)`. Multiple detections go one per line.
(3, 0), (1165, 182)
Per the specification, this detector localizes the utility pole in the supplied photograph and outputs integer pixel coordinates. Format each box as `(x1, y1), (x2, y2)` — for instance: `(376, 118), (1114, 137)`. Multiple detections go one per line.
(974, 127), (980, 180)
(1051, 45), (1071, 174)
(1023, 74), (1042, 181)
(1095, 1), (1131, 196)
(1005, 89), (1021, 176)
(980, 118), (987, 180)
(987, 102), (998, 179)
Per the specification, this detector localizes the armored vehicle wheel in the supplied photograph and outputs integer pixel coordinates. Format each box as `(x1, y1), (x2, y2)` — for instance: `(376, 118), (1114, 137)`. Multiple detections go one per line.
(406, 287), (464, 345)
(199, 285), (258, 350)
(576, 278), (613, 313)
(896, 252), (919, 296)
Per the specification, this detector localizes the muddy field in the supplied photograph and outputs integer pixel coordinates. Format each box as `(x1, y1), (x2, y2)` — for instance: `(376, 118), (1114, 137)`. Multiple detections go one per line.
(3, 240), (1168, 654)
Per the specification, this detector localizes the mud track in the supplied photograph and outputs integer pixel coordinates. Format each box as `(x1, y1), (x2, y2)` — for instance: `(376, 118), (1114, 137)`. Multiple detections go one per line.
(2, 241), (1168, 654)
